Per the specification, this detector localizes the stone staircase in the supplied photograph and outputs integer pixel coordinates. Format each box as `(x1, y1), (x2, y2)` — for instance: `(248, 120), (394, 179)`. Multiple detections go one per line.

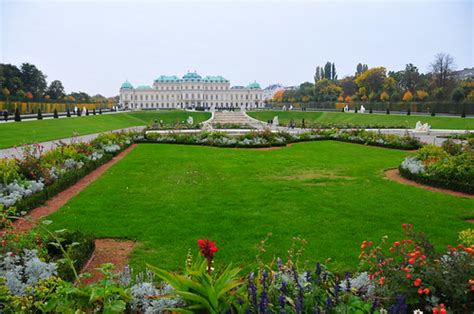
(210, 111), (264, 129)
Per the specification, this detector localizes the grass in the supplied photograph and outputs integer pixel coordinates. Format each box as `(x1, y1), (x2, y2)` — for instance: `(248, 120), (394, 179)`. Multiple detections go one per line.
(46, 142), (473, 272)
(248, 110), (474, 130)
(0, 111), (211, 149)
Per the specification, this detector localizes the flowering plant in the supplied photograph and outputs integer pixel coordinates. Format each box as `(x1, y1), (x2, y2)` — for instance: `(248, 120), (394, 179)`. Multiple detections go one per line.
(197, 238), (218, 274)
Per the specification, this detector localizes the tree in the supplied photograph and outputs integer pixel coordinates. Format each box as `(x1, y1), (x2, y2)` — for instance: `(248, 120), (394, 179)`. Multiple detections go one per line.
(15, 90), (25, 98)
(93, 108), (96, 115)
(0, 64), (24, 95)
(2, 88), (10, 102)
(451, 87), (465, 102)
(391, 92), (400, 102)
(46, 80), (65, 100)
(355, 67), (387, 95)
(430, 53), (455, 98)
(37, 109), (43, 120)
(14, 107), (21, 122)
(383, 77), (397, 95)
(20, 63), (47, 98)
(399, 64), (421, 93)
(314, 79), (342, 101)
(86, 108), (89, 116)
(66, 108), (71, 117)
(356, 63), (368, 76)
(324, 62), (332, 80)
(402, 90), (413, 102)
(53, 108), (59, 118)
(416, 90), (429, 101)
(331, 63), (337, 80)
(273, 90), (284, 102)
(340, 77), (357, 97)
(25, 91), (33, 101)
(99, 108), (102, 114)
(380, 91), (389, 102)
(314, 66), (322, 82)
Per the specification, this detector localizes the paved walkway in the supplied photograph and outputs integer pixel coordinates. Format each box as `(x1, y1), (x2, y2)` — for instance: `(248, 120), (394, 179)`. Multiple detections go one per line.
(0, 126), (145, 158)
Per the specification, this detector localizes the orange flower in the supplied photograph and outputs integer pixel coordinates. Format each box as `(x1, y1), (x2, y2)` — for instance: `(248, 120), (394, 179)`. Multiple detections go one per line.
(379, 276), (385, 285)
(424, 288), (430, 294)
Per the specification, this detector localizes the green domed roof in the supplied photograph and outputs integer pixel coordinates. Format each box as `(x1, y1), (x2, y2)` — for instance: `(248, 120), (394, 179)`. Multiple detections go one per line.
(120, 80), (133, 89)
(155, 75), (181, 83)
(182, 71), (202, 81)
(247, 81), (261, 89)
(202, 75), (229, 83)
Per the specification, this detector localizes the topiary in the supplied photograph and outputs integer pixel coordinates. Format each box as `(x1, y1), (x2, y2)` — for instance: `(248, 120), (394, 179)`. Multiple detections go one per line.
(53, 108), (59, 119)
(14, 108), (21, 122)
(369, 107), (373, 114)
(407, 107), (411, 116)
(37, 109), (43, 120)
(86, 109), (89, 116)
(431, 107), (436, 116)
(93, 109), (96, 115)
(66, 108), (71, 117)
(386, 108), (390, 115)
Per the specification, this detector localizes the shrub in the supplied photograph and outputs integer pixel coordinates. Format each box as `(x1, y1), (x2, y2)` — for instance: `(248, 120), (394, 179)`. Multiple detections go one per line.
(53, 109), (59, 119)
(37, 109), (43, 120)
(66, 108), (71, 117)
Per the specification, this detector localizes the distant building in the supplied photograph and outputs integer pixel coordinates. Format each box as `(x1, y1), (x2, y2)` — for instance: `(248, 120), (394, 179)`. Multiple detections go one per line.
(262, 84), (284, 100)
(284, 86), (299, 91)
(453, 67), (474, 80)
(119, 71), (263, 110)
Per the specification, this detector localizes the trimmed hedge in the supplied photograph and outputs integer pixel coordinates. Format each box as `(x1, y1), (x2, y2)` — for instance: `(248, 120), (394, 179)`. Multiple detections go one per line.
(398, 166), (474, 194)
(46, 230), (96, 282)
(14, 154), (114, 215)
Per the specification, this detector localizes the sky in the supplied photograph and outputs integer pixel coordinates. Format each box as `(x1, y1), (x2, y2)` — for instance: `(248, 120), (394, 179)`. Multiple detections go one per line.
(1, 0), (473, 97)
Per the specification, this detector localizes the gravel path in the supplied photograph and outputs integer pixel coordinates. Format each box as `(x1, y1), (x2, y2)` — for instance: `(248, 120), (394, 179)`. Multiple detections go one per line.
(0, 126), (144, 158)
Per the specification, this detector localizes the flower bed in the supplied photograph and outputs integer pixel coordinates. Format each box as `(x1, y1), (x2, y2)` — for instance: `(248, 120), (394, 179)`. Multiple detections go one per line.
(0, 132), (142, 226)
(141, 129), (422, 150)
(399, 139), (474, 194)
(1, 224), (472, 313)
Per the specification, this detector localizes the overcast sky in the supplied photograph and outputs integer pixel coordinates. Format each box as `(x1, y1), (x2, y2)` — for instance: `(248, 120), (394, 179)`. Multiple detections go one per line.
(1, 0), (472, 97)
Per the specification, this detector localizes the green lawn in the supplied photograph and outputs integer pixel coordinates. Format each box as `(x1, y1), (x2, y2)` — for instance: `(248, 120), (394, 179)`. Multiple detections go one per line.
(46, 142), (473, 272)
(0, 111), (211, 149)
(248, 110), (474, 130)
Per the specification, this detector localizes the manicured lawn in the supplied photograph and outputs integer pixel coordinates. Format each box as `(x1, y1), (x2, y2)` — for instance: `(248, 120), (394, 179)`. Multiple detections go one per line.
(0, 111), (211, 149)
(46, 142), (473, 272)
(248, 110), (474, 130)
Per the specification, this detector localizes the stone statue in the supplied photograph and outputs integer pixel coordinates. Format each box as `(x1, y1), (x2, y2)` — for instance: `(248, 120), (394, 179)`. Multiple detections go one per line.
(272, 116), (279, 126)
(289, 105), (293, 111)
(82, 107), (86, 116)
(360, 105), (366, 113)
(187, 116), (194, 125)
(414, 121), (431, 132)
(344, 105), (349, 112)
(74, 106), (78, 114)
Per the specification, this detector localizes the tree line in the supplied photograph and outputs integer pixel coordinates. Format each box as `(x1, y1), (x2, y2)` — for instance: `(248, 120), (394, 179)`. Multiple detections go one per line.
(0, 63), (113, 104)
(272, 53), (473, 104)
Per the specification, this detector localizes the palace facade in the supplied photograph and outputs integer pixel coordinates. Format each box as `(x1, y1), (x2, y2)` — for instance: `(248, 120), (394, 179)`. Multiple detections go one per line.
(119, 72), (264, 110)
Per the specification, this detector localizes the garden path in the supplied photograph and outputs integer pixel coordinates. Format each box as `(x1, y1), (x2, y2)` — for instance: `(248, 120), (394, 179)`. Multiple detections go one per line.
(0, 144), (137, 235)
(0, 126), (144, 158)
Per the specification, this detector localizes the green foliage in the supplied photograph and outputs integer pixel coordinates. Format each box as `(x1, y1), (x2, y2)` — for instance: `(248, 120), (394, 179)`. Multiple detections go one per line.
(452, 87), (465, 102)
(0, 158), (20, 184)
(149, 254), (242, 313)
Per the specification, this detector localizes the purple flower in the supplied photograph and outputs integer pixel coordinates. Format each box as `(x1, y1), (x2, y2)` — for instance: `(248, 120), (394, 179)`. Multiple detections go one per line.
(370, 298), (379, 314)
(325, 297), (332, 312)
(344, 272), (351, 292)
(248, 272), (257, 310)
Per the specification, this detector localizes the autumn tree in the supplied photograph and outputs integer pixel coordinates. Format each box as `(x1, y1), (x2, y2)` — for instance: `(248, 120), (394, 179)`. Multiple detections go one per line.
(355, 67), (387, 96)
(314, 79), (342, 101)
(380, 91), (389, 102)
(340, 76), (358, 97)
(416, 90), (429, 101)
(402, 90), (413, 102)
(273, 90), (284, 102)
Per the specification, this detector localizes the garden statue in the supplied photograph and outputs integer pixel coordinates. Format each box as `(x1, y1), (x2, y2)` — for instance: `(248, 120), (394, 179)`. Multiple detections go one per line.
(360, 105), (366, 113)
(282, 105), (287, 111)
(187, 116), (194, 125)
(289, 105), (293, 111)
(74, 106), (78, 114)
(82, 107), (86, 116)
(414, 121), (431, 132)
(344, 105), (349, 112)
(272, 116), (279, 126)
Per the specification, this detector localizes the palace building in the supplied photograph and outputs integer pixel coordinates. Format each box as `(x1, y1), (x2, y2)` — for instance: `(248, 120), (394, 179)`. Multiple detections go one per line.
(119, 71), (264, 110)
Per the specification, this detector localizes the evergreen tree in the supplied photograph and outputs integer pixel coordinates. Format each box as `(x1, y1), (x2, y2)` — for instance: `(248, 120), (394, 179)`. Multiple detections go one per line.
(431, 107), (436, 116)
(369, 107), (373, 114)
(386, 108), (390, 115)
(331, 63), (337, 80)
(461, 108), (466, 118)
(53, 108), (59, 119)
(93, 109), (96, 115)
(66, 108), (71, 117)
(37, 109), (43, 120)
(407, 107), (411, 115)
(86, 108), (89, 116)
(354, 107), (358, 113)
(99, 108), (102, 114)
(14, 108), (21, 122)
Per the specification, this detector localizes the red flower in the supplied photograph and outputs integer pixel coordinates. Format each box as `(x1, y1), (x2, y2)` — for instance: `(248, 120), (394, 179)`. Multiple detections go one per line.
(379, 276), (385, 285)
(414, 278), (422, 287)
(197, 239), (218, 259)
